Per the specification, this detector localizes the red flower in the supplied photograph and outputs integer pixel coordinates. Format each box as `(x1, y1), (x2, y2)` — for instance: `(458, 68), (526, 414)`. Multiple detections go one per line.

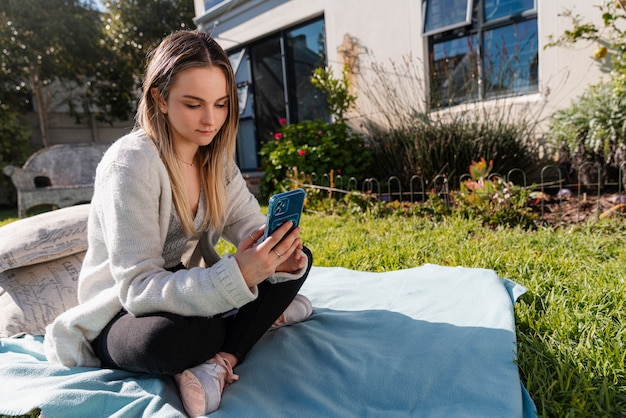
(279, 118), (287, 125)
(297, 149), (306, 156)
(274, 132), (283, 140)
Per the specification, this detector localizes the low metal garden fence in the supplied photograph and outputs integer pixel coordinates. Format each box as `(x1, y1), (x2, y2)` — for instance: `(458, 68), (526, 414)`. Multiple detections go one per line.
(299, 161), (626, 222)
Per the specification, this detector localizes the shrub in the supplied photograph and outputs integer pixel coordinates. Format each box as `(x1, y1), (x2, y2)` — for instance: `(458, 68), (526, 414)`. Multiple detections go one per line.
(453, 158), (537, 228)
(548, 77), (626, 186)
(260, 66), (371, 197)
(366, 106), (541, 190)
(545, 1), (626, 186)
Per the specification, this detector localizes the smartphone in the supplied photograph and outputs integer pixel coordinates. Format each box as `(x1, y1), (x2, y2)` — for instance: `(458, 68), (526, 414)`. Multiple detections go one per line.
(263, 188), (306, 242)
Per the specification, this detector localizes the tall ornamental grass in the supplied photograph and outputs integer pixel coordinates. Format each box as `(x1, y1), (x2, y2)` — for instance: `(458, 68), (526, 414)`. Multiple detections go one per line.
(356, 54), (544, 189)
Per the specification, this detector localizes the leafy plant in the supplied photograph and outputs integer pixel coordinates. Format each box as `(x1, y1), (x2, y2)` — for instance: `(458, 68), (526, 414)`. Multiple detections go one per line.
(0, 0), (109, 146)
(454, 158), (537, 228)
(260, 66), (371, 196)
(545, 1), (626, 185)
(310, 66), (356, 121)
(546, 1), (626, 74)
(548, 76), (626, 185)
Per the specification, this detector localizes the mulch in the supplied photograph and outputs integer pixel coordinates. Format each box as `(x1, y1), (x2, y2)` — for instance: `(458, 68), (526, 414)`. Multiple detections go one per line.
(532, 193), (626, 227)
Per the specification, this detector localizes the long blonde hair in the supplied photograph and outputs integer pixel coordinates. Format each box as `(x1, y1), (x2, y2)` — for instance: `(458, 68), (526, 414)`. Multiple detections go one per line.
(136, 30), (239, 234)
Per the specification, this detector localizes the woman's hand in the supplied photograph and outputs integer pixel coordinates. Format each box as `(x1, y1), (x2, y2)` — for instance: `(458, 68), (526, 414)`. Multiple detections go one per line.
(234, 222), (306, 288)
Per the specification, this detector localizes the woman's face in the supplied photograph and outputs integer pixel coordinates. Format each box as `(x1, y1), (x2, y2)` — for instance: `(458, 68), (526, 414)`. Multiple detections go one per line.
(158, 66), (229, 151)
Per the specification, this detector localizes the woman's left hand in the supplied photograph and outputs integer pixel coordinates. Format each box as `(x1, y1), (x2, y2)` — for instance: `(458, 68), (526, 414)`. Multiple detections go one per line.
(235, 222), (306, 287)
(274, 237), (306, 273)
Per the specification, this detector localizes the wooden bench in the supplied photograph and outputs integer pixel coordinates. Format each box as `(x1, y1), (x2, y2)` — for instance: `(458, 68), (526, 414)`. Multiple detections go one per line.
(3, 142), (112, 218)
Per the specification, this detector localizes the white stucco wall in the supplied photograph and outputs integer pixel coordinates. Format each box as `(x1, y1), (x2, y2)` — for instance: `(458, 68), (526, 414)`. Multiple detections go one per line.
(194, 0), (425, 71)
(194, 0), (607, 134)
(539, 1), (606, 116)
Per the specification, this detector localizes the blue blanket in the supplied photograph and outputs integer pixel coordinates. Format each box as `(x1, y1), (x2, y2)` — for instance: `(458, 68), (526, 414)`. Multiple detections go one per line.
(0, 264), (536, 417)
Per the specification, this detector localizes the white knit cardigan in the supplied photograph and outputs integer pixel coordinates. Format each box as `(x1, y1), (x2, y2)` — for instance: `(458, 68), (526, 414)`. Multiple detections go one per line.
(44, 130), (307, 367)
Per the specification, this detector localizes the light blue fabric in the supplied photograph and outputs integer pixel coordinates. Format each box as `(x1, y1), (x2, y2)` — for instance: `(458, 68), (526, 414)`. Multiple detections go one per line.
(0, 264), (536, 417)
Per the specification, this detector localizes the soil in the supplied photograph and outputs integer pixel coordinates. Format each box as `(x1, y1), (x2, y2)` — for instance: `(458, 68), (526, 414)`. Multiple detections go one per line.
(532, 192), (626, 227)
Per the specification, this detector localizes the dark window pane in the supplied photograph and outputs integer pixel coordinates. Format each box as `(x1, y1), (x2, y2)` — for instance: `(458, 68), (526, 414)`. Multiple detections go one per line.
(229, 49), (258, 171)
(484, 0), (534, 21)
(430, 34), (479, 106)
(236, 119), (258, 171)
(250, 37), (285, 143)
(483, 19), (538, 97)
(285, 19), (327, 122)
(423, 0), (471, 35)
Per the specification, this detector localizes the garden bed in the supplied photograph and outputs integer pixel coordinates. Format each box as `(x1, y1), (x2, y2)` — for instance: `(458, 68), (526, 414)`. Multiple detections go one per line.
(535, 193), (626, 227)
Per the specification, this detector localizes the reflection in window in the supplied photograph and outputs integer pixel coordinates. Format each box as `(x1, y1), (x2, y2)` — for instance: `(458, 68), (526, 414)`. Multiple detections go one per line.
(483, 20), (538, 97)
(484, 0), (534, 22)
(423, 0), (471, 35)
(285, 20), (327, 122)
(425, 0), (537, 107)
(225, 18), (327, 171)
(250, 37), (285, 144)
(431, 35), (479, 106)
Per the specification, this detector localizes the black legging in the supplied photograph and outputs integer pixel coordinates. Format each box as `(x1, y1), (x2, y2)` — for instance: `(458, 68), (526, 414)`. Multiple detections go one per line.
(91, 247), (313, 375)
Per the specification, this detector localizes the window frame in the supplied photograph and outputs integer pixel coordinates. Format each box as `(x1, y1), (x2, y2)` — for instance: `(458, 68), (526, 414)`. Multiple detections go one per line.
(424, 0), (538, 107)
(203, 0), (233, 14)
(422, 0), (472, 37)
(225, 17), (327, 172)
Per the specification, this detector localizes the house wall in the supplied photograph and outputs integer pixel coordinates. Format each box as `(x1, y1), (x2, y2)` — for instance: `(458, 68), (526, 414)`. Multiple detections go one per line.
(538, 1), (606, 117)
(194, 0), (605, 137)
(25, 112), (133, 146)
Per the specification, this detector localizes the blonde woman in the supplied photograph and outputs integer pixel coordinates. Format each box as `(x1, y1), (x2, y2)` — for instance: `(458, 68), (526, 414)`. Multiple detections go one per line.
(44, 30), (313, 417)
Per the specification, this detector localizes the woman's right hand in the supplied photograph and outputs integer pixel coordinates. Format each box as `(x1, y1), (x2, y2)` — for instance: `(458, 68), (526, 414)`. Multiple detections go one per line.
(233, 221), (302, 288)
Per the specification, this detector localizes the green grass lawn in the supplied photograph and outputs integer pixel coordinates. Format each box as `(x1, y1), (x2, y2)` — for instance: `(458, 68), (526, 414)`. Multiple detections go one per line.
(296, 213), (626, 417)
(2, 208), (625, 417)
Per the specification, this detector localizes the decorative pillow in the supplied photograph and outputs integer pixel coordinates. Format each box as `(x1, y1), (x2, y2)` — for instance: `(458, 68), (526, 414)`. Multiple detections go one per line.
(0, 252), (84, 337)
(0, 204), (90, 274)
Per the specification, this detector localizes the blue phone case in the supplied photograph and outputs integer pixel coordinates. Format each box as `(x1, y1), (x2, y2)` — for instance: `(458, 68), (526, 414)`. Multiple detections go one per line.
(263, 188), (306, 241)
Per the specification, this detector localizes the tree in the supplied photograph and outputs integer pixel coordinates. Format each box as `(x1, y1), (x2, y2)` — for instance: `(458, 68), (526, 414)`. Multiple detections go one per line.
(0, 0), (107, 147)
(0, 0), (195, 148)
(102, 0), (195, 78)
(82, 0), (195, 127)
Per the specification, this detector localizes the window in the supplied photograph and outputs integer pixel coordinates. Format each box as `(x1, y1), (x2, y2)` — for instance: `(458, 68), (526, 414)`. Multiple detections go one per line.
(203, 0), (231, 12)
(423, 0), (471, 36)
(424, 0), (537, 108)
(228, 18), (327, 171)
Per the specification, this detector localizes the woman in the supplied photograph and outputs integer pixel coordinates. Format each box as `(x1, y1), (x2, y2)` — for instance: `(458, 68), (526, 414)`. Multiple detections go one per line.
(44, 30), (313, 417)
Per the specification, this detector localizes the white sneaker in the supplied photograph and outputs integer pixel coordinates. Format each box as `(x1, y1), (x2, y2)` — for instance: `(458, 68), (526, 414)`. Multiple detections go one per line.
(271, 294), (313, 329)
(175, 353), (239, 417)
